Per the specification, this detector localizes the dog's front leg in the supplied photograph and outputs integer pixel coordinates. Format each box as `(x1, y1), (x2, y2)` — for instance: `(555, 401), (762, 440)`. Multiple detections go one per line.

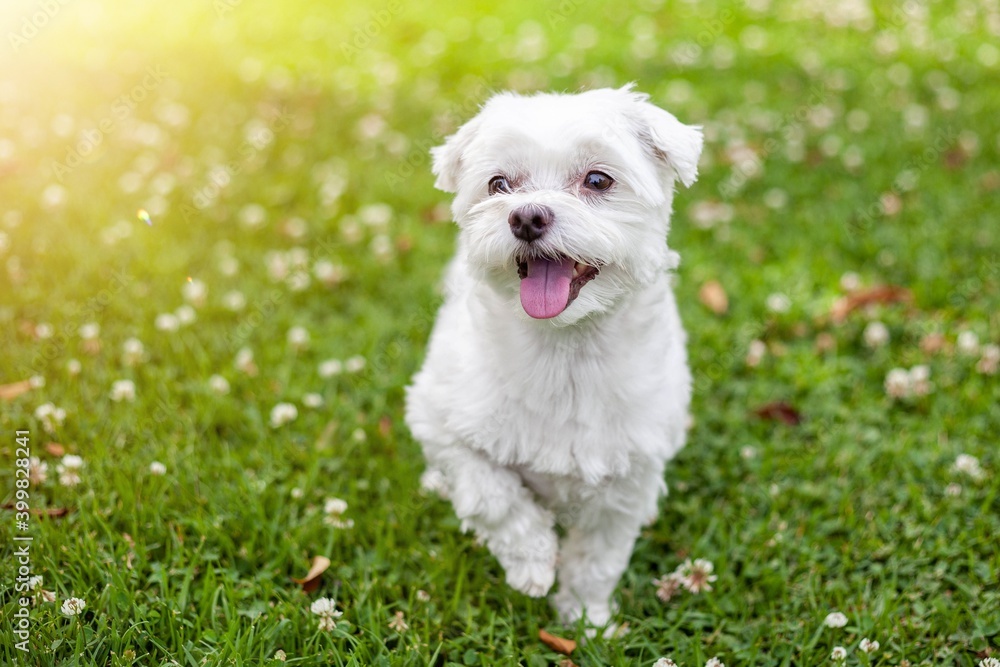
(432, 447), (558, 597)
(551, 464), (665, 628)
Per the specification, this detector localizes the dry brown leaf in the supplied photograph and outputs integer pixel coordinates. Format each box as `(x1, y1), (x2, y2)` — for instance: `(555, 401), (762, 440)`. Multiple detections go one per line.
(830, 285), (911, 323)
(45, 442), (66, 457)
(292, 555), (331, 593)
(698, 279), (729, 315)
(0, 379), (33, 401)
(2, 504), (71, 517)
(378, 416), (392, 439)
(753, 401), (803, 426)
(539, 629), (577, 655)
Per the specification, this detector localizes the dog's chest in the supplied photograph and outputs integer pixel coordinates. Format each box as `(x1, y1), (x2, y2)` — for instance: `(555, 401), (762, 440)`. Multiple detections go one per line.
(460, 323), (673, 483)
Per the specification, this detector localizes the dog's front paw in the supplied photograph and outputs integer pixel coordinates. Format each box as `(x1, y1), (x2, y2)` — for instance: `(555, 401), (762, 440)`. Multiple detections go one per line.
(551, 588), (615, 628)
(496, 532), (557, 597)
(504, 555), (556, 597)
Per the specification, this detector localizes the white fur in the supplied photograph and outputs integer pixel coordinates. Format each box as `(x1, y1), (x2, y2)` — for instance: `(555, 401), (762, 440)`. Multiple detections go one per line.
(406, 85), (702, 628)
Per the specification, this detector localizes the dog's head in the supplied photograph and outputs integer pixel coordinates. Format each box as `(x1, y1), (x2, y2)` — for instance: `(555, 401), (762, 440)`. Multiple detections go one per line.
(432, 84), (702, 324)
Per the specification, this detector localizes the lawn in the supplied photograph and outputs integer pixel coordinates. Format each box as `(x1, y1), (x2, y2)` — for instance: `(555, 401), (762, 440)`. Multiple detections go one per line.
(1, 0), (999, 665)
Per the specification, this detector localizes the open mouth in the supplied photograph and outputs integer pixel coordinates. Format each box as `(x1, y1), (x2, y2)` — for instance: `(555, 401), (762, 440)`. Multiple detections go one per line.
(516, 255), (600, 319)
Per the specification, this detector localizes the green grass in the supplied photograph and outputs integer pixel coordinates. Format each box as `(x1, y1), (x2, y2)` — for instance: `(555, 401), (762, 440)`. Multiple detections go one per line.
(1, 0), (999, 665)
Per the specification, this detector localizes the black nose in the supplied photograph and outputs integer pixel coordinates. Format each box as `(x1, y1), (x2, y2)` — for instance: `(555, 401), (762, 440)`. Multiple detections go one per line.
(508, 204), (553, 243)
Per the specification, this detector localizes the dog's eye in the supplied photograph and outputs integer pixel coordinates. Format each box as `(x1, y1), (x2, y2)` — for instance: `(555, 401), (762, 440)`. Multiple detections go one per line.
(488, 176), (512, 196)
(583, 171), (613, 192)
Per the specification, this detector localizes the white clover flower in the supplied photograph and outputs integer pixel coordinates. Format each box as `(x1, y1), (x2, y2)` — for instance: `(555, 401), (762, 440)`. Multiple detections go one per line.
(323, 497), (353, 528)
(28, 575), (44, 590)
(110, 379), (136, 402)
(58, 454), (84, 485)
(862, 321), (889, 348)
(884, 368), (911, 398)
(945, 483), (962, 497)
(858, 638), (879, 654)
(149, 461), (167, 475)
(35, 323), (54, 339)
(653, 659), (678, 667)
(416, 589), (431, 602)
(29, 375), (45, 388)
(953, 453), (985, 481)
(765, 292), (791, 313)
(273, 649), (287, 662)
(653, 572), (685, 602)
(371, 234), (393, 261)
(824, 611), (848, 628)
(183, 278), (207, 306)
(234, 347), (257, 375)
(284, 216), (308, 239)
(34, 403), (67, 433)
(67, 359), (82, 375)
(830, 646), (847, 661)
(680, 558), (717, 593)
(61, 454), (84, 469)
(287, 326), (310, 351)
(238, 203), (266, 228)
(957, 330), (980, 356)
(310, 597), (343, 631)
(979, 658), (1000, 667)
(319, 359), (343, 378)
(78, 322), (100, 340)
(359, 203), (393, 227)
(314, 260), (345, 286)
(290, 487), (304, 499)
(705, 657), (725, 667)
(977, 344), (999, 375)
(302, 393), (323, 408)
(265, 252), (289, 282)
(345, 355), (366, 373)
(155, 312), (180, 332)
(287, 270), (311, 292)
(208, 374), (230, 395)
(29, 457), (48, 484)
(745, 339), (767, 367)
(270, 402), (298, 428)
(218, 255), (240, 276)
(388, 610), (409, 632)
(61, 597), (86, 616)
(908, 365), (932, 396)
(175, 305), (196, 326)
(222, 290), (246, 311)
(122, 338), (145, 366)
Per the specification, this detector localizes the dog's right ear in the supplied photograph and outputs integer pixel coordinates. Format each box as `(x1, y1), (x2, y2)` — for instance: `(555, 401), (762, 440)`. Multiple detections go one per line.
(431, 116), (482, 193)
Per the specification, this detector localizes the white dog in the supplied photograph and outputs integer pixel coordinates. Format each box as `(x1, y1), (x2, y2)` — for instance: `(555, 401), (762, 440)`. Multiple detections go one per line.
(405, 84), (702, 629)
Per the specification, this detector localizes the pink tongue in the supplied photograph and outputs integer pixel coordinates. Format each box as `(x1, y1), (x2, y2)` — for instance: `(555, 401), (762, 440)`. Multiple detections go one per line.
(519, 257), (575, 319)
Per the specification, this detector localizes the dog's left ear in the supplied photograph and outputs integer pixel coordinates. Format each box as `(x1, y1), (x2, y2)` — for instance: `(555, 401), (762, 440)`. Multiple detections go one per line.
(431, 115), (483, 193)
(625, 89), (703, 188)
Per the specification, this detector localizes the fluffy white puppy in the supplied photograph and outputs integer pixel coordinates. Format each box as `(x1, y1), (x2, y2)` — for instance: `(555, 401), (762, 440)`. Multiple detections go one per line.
(405, 84), (702, 629)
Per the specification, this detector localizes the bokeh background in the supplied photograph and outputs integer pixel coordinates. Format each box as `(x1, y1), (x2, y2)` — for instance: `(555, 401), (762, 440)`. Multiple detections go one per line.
(1, 0), (999, 665)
